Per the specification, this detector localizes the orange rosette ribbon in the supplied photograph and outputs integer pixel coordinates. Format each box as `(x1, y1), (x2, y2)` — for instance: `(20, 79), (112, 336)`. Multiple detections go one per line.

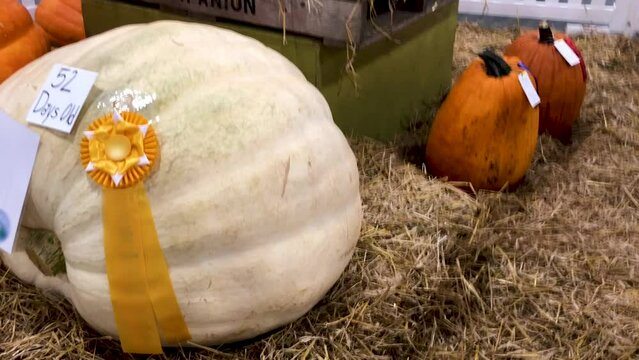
(80, 110), (190, 354)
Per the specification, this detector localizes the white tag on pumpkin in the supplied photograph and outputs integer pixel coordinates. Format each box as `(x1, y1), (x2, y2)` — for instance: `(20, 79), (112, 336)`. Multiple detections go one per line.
(554, 39), (581, 66)
(518, 71), (541, 108)
(0, 111), (41, 254)
(26, 64), (98, 133)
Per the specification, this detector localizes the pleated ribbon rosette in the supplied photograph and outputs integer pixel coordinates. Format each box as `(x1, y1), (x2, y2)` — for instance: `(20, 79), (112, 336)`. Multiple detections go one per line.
(80, 109), (190, 354)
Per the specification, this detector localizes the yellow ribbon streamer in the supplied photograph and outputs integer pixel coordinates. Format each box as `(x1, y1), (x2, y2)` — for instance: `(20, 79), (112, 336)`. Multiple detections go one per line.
(103, 184), (190, 353)
(81, 111), (190, 354)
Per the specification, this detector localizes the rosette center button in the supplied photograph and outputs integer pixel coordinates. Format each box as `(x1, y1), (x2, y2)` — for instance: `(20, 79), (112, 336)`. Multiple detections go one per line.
(105, 134), (132, 161)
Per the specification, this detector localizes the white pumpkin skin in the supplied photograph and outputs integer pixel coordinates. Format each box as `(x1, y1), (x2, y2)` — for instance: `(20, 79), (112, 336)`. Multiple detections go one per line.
(0, 21), (362, 345)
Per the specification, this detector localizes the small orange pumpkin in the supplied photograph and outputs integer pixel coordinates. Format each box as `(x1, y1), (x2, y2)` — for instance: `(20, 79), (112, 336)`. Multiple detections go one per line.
(504, 21), (587, 144)
(35, 0), (86, 47)
(0, 0), (50, 83)
(425, 49), (539, 191)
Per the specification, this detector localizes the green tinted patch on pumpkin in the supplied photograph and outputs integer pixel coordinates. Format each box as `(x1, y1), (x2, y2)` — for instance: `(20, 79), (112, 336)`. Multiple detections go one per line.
(25, 228), (66, 276)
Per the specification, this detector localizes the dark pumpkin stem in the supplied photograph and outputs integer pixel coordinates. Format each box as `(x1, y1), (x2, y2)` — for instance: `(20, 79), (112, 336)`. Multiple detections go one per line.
(478, 49), (511, 77)
(538, 20), (554, 44)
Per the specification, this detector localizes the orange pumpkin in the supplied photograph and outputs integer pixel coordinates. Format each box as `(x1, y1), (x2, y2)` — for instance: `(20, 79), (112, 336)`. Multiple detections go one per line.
(35, 0), (86, 47)
(504, 21), (587, 144)
(0, 0), (50, 84)
(425, 49), (539, 191)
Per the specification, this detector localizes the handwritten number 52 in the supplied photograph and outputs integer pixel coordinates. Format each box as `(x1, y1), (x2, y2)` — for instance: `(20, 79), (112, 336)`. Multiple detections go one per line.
(50, 67), (77, 92)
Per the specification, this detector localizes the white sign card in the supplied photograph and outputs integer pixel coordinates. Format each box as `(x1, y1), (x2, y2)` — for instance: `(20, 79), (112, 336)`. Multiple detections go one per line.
(26, 64), (98, 133)
(0, 111), (40, 254)
(554, 39), (581, 66)
(518, 71), (541, 108)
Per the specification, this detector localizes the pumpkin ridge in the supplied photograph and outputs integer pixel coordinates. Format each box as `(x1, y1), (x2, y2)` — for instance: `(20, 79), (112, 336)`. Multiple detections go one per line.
(149, 157), (359, 261)
(0, 26), (49, 83)
(0, 2), (36, 47)
(159, 176), (361, 247)
(161, 198), (361, 290)
(37, 1), (81, 25)
(58, 0), (82, 12)
(146, 72), (321, 143)
(59, 106), (358, 270)
(1, 25), (46, 52)
(58, 198), (356, 276)
(540, 49), (564, 135)
(35, 0), (85, 46)
(0, 24), (31, 49)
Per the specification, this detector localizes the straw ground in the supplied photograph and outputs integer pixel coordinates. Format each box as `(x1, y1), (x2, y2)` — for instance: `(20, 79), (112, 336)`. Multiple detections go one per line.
(1, 22), (638, 359)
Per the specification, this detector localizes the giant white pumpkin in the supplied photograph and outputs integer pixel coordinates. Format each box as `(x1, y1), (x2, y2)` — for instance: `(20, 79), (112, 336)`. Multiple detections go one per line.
(0, 21), (362, 347)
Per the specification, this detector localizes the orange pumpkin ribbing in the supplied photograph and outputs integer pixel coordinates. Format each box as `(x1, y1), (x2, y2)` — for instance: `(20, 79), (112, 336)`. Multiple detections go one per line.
(504, 25), (587, 144)
(0, 0), (50, 83)
(36, 0), (86, 47)
(425, 50), (539, 191)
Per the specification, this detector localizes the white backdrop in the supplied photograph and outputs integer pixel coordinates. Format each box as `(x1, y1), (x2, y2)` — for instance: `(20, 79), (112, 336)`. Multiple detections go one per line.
(458, 0), (639, 36)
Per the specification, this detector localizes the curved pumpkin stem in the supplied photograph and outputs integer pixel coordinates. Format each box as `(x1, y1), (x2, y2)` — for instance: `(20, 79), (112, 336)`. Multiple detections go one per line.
(478, 49), (512, 78)
(538, 20), (554, 44)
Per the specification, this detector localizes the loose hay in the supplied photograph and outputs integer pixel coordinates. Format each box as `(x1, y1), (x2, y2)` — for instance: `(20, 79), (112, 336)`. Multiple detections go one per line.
(1, 22), (638, 359)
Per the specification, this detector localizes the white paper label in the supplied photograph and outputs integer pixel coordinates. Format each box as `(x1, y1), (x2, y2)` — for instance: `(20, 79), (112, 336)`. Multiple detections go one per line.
(554, 39), (581, 66)
(518, 71), (541, 108)
(26, 64), (98, 133)
(0, 111), (40, 254)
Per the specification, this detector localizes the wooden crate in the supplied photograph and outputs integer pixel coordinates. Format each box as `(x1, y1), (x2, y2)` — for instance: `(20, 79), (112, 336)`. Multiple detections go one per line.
(113, 0), (453, 46)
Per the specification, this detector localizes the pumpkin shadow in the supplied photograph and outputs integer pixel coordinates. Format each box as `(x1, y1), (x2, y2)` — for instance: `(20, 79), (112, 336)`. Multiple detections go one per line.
(395, 90), (449, 167)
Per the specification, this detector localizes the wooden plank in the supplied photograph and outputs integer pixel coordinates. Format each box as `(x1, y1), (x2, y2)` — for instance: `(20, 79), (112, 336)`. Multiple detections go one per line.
(358, 0), (456, 47)
(112, 0), (455, 45)
(128, 0), (367, 43)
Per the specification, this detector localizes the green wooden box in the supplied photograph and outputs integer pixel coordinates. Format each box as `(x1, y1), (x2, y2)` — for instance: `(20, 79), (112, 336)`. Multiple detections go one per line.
(82, 0), (459, 141)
